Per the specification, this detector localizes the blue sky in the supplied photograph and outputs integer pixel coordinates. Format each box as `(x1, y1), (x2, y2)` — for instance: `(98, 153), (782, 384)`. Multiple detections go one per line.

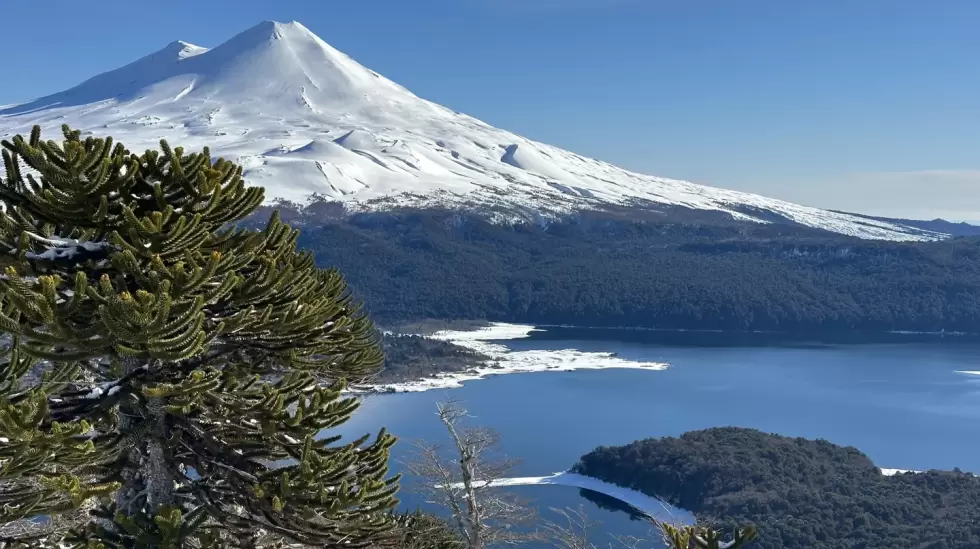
(2, 0), (978, 220)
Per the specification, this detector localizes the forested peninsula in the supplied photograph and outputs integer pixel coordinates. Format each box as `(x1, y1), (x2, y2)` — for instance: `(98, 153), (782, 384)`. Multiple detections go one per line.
(373, 331), (487, 384)
(573, 427), (980, 549)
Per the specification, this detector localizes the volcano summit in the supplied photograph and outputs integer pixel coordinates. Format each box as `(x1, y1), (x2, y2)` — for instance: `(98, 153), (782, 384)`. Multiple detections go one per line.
(0, 21), (939, 241)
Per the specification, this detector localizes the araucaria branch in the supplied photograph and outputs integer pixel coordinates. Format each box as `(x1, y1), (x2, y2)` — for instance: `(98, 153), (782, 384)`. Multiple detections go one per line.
(0, 125), (399, 548)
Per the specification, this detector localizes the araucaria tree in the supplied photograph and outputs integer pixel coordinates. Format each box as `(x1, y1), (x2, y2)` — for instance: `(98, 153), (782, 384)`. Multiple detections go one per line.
(0, 125), (399, 548)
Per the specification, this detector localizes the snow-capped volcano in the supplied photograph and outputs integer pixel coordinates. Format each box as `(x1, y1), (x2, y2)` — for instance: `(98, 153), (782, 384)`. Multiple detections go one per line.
(0, 21), (937, 240)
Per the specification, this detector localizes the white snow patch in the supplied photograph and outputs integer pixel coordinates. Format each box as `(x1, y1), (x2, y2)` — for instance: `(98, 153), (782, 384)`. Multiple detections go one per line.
(446, 468), (958, 522)
(501, 143), (582, 189)
(879, 467), (980, 477)
(16, 234), (110, 262)
(880, 468), (920, 476)
(443, 471), (689, 523)
(364, 323), (668, 393)
(334, 129), (384, 150)
(0, 20), (940, 242)
(173, 41), (208, 60)
(432, 322), (539, 343)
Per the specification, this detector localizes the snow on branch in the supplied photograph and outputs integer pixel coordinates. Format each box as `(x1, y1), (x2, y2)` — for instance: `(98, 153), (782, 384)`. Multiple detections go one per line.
(16, 233), (111, 261)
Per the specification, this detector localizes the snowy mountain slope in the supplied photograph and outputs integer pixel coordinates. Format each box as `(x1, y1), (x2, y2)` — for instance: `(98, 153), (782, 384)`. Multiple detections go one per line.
(0, 20), (939, 241)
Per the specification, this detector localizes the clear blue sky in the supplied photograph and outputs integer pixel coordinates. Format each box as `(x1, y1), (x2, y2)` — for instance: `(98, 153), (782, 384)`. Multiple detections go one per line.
(3, 0), (979, 220)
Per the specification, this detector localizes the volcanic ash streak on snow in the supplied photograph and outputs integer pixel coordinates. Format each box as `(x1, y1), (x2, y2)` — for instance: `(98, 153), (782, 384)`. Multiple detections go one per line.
(369, 323), (668, 392)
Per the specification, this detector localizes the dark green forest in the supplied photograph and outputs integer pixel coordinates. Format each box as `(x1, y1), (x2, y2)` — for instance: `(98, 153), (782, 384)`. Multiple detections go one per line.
(282, 208), (980, 334)
(574, 427), (980, 549)
(374, 332), (487, 385)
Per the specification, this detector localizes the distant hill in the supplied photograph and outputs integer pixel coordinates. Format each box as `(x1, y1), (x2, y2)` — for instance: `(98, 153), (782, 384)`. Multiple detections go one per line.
(5, 18), (971, 336)
(573, 427), (980, 549)
(288, 208), (980, 335)
(837, 211), (980, 237)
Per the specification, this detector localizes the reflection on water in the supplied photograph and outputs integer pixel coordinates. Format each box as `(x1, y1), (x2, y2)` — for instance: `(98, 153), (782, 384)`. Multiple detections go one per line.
(523, 325), (980, 347)
(579, 488), (651, 522)
(338, 328), (980, 547)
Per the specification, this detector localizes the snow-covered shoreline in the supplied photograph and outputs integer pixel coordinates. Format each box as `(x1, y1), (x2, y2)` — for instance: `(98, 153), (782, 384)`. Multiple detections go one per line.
(444, 471), (692, 524)
(360, 323), (668, 393)
(451, 468), (942, 521)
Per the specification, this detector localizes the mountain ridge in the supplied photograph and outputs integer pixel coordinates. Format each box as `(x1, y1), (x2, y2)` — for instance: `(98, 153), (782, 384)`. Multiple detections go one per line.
(0, 20), (942, 241)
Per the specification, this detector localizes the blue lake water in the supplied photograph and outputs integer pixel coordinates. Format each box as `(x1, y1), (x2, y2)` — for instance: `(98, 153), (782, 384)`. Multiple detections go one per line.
(336, 327), (980, 545)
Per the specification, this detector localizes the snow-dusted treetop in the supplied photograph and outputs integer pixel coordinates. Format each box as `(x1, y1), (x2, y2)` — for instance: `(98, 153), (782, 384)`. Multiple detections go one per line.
(0, 20), (937, 241)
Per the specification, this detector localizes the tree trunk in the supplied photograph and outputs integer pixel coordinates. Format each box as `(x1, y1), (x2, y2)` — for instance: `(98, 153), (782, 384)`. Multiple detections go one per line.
(114, 359), (175, 532)
(144, 395), (175, 510)
(444, 417), (483, 549)
(460, 449), (484, 549)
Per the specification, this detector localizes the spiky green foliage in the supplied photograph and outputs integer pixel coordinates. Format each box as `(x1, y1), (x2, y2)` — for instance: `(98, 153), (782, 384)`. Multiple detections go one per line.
(0, 125), (399, 548)
(657, 522), (758, 549)
(394, 509), (464, 549)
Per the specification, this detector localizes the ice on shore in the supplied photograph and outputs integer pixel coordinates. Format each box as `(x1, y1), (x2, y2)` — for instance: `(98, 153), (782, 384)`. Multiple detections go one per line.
(367, 323), (668, 393)
(442, 471), (691, 524)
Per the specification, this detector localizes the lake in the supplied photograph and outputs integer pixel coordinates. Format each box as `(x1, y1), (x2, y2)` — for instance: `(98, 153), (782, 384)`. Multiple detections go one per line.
(336, 327), (980, 546)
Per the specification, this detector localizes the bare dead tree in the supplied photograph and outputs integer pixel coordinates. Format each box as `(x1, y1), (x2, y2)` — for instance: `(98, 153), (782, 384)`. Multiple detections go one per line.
(405, 400), (756, 549)
(540, 506), (601, 549)
(405, 400), (537, 549)
(394, 509), (466, 549)
(540, 505), (757, 549)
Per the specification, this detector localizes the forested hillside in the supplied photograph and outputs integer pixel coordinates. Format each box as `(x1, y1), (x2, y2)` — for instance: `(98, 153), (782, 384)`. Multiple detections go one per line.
(286, 208), (980, 334)
(574, 427), (980, 549)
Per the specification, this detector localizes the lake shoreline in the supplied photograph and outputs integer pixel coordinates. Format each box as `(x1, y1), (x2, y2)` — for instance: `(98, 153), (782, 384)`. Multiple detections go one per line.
(353, 323), (669, 394)
(339, 329), (980, 548)
(357, 321), (980, 394)
(387, 319), (980, 339)
(534, 323), (977, 337)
